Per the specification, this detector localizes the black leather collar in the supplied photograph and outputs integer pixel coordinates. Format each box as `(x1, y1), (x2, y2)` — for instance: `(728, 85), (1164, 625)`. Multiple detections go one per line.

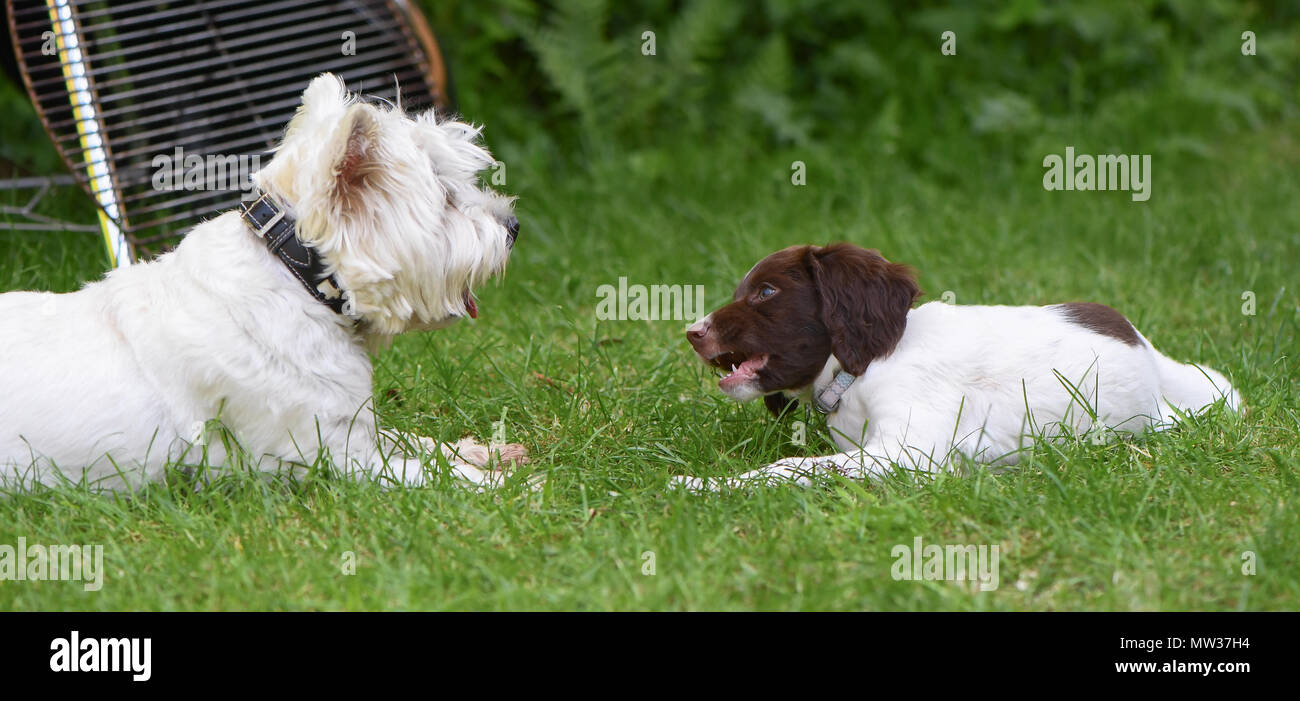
(240, 192), (352, 318)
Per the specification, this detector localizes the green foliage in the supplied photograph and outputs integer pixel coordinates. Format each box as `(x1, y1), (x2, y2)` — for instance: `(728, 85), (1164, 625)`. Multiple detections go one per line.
(419, 0), (1299, 170)
(4, 2), (1296, 175)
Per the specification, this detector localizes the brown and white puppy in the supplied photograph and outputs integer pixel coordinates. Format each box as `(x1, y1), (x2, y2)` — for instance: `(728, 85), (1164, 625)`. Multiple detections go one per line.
(677, 243), (1239, 489)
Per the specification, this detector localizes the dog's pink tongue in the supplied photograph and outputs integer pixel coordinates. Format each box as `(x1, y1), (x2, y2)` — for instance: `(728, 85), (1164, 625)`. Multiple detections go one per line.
(464, 290), (478, 319)
(719, 354), (767, 389)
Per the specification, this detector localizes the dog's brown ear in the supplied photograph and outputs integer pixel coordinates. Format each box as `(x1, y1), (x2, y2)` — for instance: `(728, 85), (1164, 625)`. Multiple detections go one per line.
(806, 244), (920, 375)
(331, 104), (382, 204)
(764, 392), (798, 417)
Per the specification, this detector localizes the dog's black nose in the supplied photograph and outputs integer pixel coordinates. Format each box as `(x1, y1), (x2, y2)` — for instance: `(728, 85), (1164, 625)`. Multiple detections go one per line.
(505, 216), (519, 246)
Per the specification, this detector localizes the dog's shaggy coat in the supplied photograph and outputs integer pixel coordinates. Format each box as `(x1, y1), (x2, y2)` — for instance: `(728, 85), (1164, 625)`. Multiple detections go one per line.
(0, 74), (523, 490)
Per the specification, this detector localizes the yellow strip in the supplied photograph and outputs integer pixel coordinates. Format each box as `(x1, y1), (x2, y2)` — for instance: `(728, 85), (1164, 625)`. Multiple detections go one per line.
(45, 0), (132, 267)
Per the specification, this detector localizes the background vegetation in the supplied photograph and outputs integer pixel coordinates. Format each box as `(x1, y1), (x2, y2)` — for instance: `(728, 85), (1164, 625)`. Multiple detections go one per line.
(423, 0), (1300, 170)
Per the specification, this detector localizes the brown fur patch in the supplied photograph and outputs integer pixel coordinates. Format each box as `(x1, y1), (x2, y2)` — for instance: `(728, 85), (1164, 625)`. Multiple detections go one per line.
(1058, 302), (1140, 346)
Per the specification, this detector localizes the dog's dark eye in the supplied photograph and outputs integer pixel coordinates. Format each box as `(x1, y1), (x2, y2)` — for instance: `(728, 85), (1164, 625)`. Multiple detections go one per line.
(756, 285), (777, 300)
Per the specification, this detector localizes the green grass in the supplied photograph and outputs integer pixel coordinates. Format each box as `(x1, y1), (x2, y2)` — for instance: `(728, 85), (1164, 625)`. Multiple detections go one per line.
(1, 123), (1297, 611)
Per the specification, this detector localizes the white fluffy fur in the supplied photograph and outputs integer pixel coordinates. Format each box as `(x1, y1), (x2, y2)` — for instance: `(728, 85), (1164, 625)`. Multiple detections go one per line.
(675, 301), (1240, 489)
(0, 74), (522, 491)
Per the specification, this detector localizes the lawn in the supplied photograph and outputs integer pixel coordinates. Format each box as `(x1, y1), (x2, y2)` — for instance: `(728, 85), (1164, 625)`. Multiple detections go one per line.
(0, 116), (1296, 611)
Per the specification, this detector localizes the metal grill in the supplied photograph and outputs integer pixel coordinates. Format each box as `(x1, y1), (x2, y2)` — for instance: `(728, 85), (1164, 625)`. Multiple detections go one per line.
(6, 0), (448, 259)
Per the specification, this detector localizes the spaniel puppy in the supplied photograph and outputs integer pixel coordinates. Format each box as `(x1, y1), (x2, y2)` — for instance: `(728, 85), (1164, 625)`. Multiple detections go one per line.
(676, 243), (1239, 488)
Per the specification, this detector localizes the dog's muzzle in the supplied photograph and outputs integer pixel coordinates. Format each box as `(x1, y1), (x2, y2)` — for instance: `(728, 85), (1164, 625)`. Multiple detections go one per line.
(505, 216), (519, 248)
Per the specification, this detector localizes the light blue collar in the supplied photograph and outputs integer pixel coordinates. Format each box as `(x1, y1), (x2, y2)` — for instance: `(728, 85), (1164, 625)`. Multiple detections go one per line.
(812, 370), (856, 414)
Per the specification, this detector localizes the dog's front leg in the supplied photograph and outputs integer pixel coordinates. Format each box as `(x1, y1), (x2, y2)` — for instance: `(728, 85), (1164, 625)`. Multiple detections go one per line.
(356, 434), (527, 489)
(354, 435), (475, 488)
(437, 437), (529, 473)
(418, 436), (528, 489)
(671, 449), (899, 491)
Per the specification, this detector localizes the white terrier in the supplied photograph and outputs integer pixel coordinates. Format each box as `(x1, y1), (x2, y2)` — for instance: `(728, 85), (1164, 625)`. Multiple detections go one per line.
(0, 74), (525, 491)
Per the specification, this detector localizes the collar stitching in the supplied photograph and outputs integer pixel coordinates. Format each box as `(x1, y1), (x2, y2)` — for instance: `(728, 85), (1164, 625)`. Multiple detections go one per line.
(240, 192), (354, 321)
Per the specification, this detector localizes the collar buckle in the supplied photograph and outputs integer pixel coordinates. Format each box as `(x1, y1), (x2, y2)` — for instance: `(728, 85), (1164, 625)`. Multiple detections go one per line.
(813, 370), (856, 414)
(240, 189), (354, 321)
(241, 193), (285, 239)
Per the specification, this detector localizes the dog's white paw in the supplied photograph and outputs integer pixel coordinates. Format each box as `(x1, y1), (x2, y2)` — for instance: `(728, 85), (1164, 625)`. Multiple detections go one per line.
(756, 459), (813, 477)
(445, 437), (528, 469)
(670, 459), (830, 492)
(419, 437), (537, 491)
(489, 442), (530, 468)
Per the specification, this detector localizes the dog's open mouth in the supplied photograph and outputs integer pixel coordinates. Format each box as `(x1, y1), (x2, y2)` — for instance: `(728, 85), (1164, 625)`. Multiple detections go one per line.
(463, 288), (478, 319)
(706, 351), (768, 390)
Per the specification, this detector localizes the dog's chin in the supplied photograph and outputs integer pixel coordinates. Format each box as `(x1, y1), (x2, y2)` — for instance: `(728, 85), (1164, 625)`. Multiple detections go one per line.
(383, 293), (478, 333)
(396, 260), (508, 332)
(719, 378), (764, 403)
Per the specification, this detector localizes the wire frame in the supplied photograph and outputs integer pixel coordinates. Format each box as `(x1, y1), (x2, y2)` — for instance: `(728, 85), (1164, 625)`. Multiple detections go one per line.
(6, 0), (449, 262)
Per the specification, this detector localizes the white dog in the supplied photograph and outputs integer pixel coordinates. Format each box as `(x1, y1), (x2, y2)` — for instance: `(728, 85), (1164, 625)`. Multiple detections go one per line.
(677, 243), (1240, 488)
(0, 74), (525, 491)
